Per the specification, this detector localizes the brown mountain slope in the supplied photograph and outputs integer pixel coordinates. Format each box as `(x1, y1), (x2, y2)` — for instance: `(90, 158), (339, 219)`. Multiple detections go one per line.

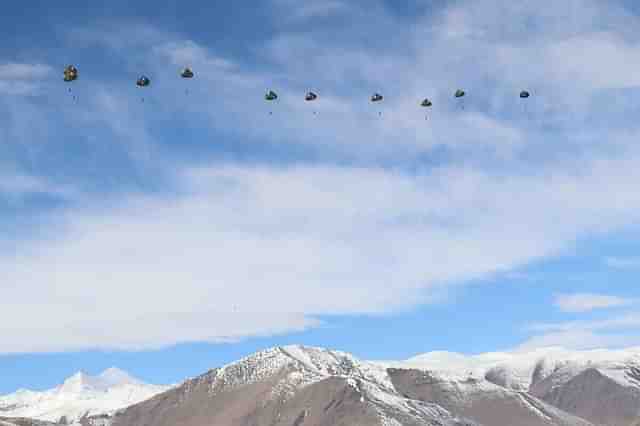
(530, 367), (640, 426)
(388, 368), (593, 426)
(108, 346), (478, 426)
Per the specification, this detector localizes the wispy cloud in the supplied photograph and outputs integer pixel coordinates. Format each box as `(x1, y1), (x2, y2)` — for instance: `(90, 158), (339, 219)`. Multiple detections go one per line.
(0, 63), (52, 95)
(604, 256), (640, 270)
(553, 293), (635, 313)
(517, 312), (640, 350)
(271, 0), (350, 20)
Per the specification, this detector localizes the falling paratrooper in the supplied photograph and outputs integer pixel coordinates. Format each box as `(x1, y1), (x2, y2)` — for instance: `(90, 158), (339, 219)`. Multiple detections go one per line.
(63, 65), (79, 101)
(371, 93), (384, 116)
(305, 91), (318, 114)
(421, 98), (433, 120)
(455, 89), (466, 110)
(265, 89), (278, 114)
(136, 75), (151, 102)
(520, 90), (531, 115)
(181, 67), (194, 95)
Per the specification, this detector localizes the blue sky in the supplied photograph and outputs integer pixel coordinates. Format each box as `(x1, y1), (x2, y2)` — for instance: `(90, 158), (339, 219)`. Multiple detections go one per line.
(2, 0), (640, 393)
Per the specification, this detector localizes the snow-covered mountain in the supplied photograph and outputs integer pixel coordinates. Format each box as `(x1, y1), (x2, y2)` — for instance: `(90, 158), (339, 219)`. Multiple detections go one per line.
(4, 346), (640, 426)
(0, 368), (170, 424)
(382, 346), (640, 426)
(108, 345), (591, 426)
(385, 346), (640, 391)
(109, 345), (480, 426)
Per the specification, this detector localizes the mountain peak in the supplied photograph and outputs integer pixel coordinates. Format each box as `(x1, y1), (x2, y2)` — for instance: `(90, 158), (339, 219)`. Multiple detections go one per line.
(58, 371), (103, 393)
(98, 367), (142, 387)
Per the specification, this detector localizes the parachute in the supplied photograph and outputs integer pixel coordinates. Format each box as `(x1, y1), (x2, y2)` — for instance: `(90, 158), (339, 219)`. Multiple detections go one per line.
(136, 76), (151, 87)
(63, 65), (79, 101)
(265, 90), (278, 114)
(455, 89), (466, 110)
(265, 90), (278, 101)
(520, 90), (530, 98)
(371, 93), (384, 115)
(421, 98), (433, 120)
(305, 91), (318, 115)
(63, 65), (78, 82)
(181, 67), (194, 79)
(136, 76), (151, 103)
(181, 68), (194, 95)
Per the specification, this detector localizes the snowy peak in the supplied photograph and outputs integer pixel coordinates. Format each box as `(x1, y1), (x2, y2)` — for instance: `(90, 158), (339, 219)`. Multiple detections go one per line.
(0, 368), (170, 423)
(55, 368), (143, 394)
(58, 371), (106, 393)
(97, 367), (142, 387)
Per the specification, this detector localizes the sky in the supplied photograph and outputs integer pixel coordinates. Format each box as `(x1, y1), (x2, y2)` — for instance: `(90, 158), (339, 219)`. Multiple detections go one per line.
(1, 0), (640, 393)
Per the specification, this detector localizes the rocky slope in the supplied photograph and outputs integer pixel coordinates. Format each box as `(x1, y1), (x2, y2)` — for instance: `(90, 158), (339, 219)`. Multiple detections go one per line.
(390, 346), (640, 426)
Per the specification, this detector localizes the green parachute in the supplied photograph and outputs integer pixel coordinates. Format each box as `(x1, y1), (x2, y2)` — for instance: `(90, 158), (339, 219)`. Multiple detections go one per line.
(265, 90), (278, 101)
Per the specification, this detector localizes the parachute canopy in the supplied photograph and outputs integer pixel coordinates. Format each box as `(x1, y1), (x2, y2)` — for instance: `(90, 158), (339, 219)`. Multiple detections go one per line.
(265, 90), (278, 101)
(421, 98), (433, 107)
(63, 65), (78, 82)
(136, 76), (151, 87)
(305, 91), (318, 101)
(371, 93), (383, 102)
(455, 89), (465, 98)
(181, 68), (194, 78)
(520, 90), (530, 98)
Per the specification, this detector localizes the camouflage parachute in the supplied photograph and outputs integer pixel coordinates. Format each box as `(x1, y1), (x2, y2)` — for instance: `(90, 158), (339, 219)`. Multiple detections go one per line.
(371, 93), (383, 102)
(181, 68), (194, 78)
(520, 90), (530, 98)
(136, 76), (151, 87)
(305, 91), (318, 101)
(265, 90), (278, 101)
(63, 65), (78, 82)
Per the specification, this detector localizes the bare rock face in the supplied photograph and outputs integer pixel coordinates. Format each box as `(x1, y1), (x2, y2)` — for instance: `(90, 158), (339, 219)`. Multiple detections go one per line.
(530, 367), (640, 426)
(387, 368), (593, 426)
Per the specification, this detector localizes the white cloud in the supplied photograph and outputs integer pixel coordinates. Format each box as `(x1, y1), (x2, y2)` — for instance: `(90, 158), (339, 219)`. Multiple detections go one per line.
(271, 0), (350, 20)
(605, 256), (640, 269)
(0, 63), (51, 80)
(553, 293), (635, 313)
(518, 313), (640, 350)
(0, 63), (52, 95)
(5, 151), (640, 353)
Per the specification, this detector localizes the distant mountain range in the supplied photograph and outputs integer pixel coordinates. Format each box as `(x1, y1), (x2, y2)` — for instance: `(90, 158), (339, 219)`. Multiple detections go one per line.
(0, 368), (169, 424)
(1, 346), (640, 426)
